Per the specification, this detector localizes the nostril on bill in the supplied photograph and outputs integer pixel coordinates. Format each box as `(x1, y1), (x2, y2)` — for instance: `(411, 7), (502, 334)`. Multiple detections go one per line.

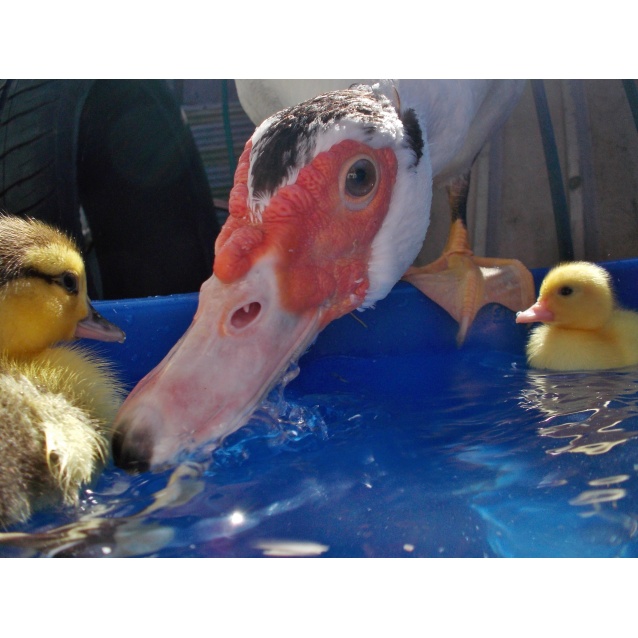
(230, 302), (261, 329)
(111, 424), (152, 474)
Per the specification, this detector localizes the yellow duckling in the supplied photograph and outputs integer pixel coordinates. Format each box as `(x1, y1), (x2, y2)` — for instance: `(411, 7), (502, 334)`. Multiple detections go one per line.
(0, 214), (125, 528)
(516, 261), (638, 371)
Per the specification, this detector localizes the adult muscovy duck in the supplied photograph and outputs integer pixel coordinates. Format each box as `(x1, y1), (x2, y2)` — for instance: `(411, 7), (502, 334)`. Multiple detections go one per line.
(112, 80), (534, 470)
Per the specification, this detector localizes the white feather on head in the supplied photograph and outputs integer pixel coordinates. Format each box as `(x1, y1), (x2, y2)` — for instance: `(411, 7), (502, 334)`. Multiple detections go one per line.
(362, 82), (432, 308)
(245, 83), (432, 309)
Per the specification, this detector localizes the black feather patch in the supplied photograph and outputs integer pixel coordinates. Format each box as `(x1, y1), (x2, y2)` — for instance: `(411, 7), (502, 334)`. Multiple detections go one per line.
(250, 86), (397, 199)
(400, 108), (423, 165)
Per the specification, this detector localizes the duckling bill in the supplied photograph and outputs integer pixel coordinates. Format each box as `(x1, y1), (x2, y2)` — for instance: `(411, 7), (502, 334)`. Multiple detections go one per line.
(0, 214), (125, 528)
(516, 261), (638, 371)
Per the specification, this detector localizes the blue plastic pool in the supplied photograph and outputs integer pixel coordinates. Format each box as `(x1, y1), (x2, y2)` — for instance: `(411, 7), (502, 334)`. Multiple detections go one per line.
(1, 260), (638, 557)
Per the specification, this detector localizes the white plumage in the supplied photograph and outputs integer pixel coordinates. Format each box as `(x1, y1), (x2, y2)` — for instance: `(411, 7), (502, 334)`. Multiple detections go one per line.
(112, 80), (534, 469)
(236, 80), (525, 185)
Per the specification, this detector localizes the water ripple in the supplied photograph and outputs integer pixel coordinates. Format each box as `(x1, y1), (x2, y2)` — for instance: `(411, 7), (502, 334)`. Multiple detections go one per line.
(521, 370), (638, 456)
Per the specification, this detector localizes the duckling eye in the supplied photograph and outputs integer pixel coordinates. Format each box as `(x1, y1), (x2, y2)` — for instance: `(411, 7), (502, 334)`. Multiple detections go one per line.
(558, 286), (573, 297)
(344, 158), (377, 198)
(54, 271), (80, 295)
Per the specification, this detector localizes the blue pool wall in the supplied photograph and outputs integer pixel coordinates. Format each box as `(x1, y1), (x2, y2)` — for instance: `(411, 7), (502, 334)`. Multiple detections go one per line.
(89, 258), (638, 390)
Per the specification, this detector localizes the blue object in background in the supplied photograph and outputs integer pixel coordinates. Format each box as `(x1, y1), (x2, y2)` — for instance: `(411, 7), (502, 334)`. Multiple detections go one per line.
(1, 260), (638, 557)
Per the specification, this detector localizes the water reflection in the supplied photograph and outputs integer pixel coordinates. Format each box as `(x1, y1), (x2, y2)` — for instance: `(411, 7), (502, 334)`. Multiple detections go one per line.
(253, 539), (330, 557)
(0, 462), (203, 556)
(521, 370), (638, 456)
(569, 488), (626, 506)
(0, 464), (333, 557)
(3, 353), (638, 557)
(466, 364), (638, 556)
(0, 387), (341, 557)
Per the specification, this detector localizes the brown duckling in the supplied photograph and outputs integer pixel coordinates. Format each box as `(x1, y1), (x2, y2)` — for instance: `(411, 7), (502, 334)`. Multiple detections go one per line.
(0, 214), (125, 527)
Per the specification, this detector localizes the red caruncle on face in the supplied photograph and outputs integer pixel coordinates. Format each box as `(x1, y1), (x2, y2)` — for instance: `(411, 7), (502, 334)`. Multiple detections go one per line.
(215, 138), (398, 327)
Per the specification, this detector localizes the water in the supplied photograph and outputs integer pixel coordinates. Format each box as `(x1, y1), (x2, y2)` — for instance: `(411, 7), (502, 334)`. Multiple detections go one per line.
(1, 348), (638, 557)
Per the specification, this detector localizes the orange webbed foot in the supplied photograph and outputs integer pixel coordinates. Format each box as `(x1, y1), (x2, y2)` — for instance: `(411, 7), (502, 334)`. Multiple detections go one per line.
(403, 218), (535, 346)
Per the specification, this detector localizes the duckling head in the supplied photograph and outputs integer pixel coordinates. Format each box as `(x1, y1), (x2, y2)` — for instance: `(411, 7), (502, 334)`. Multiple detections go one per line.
(516, 261), (614, 330)
(0, 215), (125, 357)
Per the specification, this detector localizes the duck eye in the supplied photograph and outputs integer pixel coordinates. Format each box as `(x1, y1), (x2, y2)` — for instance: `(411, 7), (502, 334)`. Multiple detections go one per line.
(55, 271), (79, 295)
(559, 286), (573, 296)
(344, 158), (377, 198)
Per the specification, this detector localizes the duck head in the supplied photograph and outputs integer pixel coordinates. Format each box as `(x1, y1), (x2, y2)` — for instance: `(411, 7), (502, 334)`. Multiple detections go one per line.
(112, 84), (432, 470)
(0, 215), (125, 357)
(516, 261), (614, 330)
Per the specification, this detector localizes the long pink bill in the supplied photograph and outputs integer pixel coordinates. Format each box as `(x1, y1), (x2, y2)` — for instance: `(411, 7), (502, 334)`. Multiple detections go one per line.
(111, 259), (322, 471)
